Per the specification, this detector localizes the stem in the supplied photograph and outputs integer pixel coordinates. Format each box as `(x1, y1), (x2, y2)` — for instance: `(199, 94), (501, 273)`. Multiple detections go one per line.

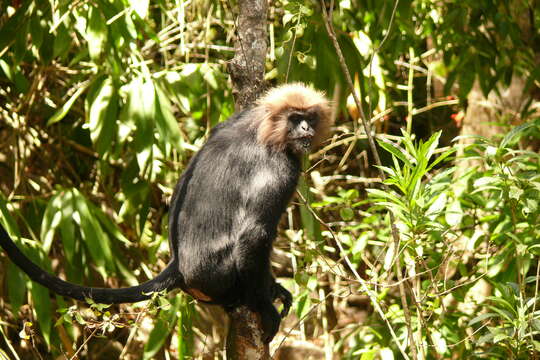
(320, 2), (419, 358)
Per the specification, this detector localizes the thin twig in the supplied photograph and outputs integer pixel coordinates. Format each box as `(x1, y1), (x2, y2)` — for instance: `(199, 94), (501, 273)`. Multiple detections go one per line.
(70, 327), (99, 360)
(297, 191), (410, 359)
(320, 2), (419, 358)
(119, 304), (151, 358)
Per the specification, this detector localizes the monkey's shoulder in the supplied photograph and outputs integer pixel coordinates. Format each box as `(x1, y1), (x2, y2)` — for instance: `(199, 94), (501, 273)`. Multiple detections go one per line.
(208, 108), (254, 136)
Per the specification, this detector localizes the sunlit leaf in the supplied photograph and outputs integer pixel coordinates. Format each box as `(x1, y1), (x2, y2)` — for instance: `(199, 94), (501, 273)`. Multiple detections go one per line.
(154, 83), (183, 152)
(87, 7), (107, 60)
(87, 77), (118, 156)
(48, 84), (88, 125)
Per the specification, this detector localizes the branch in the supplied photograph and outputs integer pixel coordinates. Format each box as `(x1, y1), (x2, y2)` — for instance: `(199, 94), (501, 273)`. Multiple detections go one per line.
(319, 1), (419, 359)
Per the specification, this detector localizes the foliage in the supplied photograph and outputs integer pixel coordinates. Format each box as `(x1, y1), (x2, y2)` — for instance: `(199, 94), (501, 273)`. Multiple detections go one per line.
(0, 0), (539, 359)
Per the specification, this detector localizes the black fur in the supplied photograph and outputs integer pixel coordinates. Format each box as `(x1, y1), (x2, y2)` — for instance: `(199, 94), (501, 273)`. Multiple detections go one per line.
(0, 107), (316, 342)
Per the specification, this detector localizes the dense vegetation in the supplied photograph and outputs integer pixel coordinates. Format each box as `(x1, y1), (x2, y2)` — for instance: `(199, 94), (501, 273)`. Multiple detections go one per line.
(0, 0), (539, 359)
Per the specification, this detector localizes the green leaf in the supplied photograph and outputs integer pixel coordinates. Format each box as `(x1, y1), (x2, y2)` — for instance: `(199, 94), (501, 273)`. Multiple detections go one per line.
(528, 244), (540, 256)
(0, 195), (21, 236)
(458, 63), (475, 99)
(86, 201), (132, 246)
(377, 139), (410, 166)
(295, 292), (311, 319)
(72, 190), (114, 277)
(40, 192), (64, 253)
(128, 77), (156, 152)
(27, 249), (53, 347)
(48, 84), (88, 125)
(154, 83), (183, 152)
(427, 147), (456, 172)
(7, 262), (26, 319)
(340, 207), (354, 221)
(0, 3), (30, 58)
(468, 312), (498, 326)
(143, 298), (181, 359)
(59, 190), (76, 265)
(500, 121), (537, 148)
(177, 298), (194, 358)
(87, 7), (107, 61)
(87, 77), (118, 156)
(367, 188), (407, 209)
(298, 176), (321, 242)
(445, 199), (463, 226)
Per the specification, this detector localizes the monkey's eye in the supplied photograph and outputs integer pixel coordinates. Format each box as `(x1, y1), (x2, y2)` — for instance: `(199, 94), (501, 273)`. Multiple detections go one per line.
(288, 113), (304, 123)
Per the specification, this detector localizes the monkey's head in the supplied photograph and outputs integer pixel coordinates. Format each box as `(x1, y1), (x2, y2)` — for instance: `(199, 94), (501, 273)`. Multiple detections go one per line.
(254, 83), (332, 154)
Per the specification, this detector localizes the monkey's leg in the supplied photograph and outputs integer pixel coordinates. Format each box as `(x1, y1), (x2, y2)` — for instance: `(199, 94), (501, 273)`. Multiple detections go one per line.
(234, 228), (282, 343)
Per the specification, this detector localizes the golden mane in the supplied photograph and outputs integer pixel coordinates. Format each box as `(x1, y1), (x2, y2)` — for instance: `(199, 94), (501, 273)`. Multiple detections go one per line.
(253, 83), (332, 151)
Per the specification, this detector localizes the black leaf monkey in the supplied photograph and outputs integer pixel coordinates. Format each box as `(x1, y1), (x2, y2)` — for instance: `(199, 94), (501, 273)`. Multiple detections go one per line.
(0, 83), (332, 343)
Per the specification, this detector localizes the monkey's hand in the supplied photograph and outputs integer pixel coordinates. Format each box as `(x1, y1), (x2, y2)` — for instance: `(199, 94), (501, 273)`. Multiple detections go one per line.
(272, 283), (292, 318)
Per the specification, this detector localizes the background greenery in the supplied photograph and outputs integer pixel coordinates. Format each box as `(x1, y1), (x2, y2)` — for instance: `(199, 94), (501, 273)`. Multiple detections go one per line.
(0, 0), (539, 359)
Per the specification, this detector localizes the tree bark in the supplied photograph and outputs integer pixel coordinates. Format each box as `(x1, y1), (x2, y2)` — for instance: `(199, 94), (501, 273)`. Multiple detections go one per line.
(226, 307), (270, 360)
(228, 0), (268, 111)
(226, 0), (270, 359)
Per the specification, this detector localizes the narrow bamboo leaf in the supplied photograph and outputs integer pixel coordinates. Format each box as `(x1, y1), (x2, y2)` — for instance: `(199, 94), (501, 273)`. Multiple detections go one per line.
(7, 262), (26, 319)
(376, 139), (410, 166)
(88, 77), (117, 156)
(0, 195), (20, 236)
(59, 190), (76, 265)
(110, 245), (138, 286)
(427, 147), (456, 172)
(468, 312), (498, 326)
(27, 248), (53, 347)
(40, 192), (64, 254)
(298, 175), (322, 243)
(422, 131), (441, 160)
(86, 201), (132, 245)
(154, 83), (183, 152)
(72, 190), (114, 276)
(129, 77), (156, 152)
(374, 165), (396, 178)
(47, 84), (88, 125)
(0, 3), (30, 57)
(366, 188), (407, 208)
(295, 292), (311, 319)
(29, 14), (44, 51)
(177, 298), (195, 358)
(87, 7), (107, 60)
(500, 121), (536, 148)
(486, 305), (514, 323)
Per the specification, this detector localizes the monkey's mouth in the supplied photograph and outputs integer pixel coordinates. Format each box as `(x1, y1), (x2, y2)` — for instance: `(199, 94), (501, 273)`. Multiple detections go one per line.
(295, 136), (313, 150)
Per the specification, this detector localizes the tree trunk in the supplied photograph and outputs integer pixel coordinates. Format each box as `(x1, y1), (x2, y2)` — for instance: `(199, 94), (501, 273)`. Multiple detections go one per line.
(226, 307), (270, 360)
(226, 0), (270, 359)
(228, 0), (268, 111)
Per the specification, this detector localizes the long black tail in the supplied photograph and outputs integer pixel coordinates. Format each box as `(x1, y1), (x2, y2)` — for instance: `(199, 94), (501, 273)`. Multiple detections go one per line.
(0, 224), (180, 304)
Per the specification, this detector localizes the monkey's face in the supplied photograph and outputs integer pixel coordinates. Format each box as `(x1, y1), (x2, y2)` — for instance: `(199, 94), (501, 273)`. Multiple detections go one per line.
(286, 109), (319, 154)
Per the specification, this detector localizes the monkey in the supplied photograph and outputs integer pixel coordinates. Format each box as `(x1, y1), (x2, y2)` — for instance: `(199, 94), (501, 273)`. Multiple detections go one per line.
(0, 83), (332, 343)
